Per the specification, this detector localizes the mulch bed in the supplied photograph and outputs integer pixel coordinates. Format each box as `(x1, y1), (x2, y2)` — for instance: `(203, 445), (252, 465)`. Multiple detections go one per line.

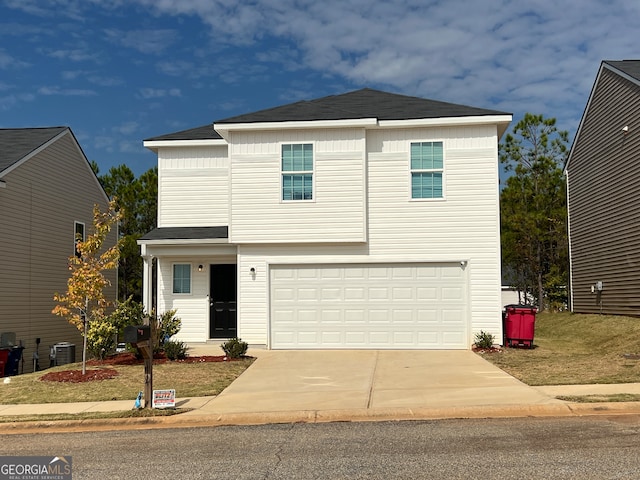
(472, 346), (503, 354)
(40, 352), (248, 383)
(40, 368), (119, 383)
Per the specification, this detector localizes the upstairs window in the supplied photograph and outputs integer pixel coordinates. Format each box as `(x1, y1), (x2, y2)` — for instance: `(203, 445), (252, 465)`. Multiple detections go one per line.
(282, 144), (313, 201)
(173, 264), (191, 294)
(411, 141), (444, 199)
(74, 221), (85, 257)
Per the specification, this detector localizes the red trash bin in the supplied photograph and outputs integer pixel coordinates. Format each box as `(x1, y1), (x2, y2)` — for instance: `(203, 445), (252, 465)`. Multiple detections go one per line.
(0, 348), (9, 376)
(503, 304), (537, 348)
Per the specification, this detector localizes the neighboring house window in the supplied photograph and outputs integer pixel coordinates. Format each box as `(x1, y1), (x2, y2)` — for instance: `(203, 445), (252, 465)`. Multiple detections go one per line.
(411, 141), (444, 199)
(74, 221), (85, 257)
(282, 144), (313, 201)
(173, 264), (191, 294)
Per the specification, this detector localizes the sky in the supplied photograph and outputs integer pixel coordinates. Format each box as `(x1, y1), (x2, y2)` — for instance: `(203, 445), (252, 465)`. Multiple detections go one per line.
(1, 0), (638, 178)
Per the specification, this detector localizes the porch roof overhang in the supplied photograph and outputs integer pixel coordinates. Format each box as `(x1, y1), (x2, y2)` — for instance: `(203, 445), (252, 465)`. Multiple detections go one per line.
(138, 226), (229, 246)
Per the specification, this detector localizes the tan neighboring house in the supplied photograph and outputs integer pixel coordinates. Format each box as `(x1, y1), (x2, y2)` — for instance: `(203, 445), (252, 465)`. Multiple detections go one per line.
(565, 60), (640, 315)
(0, 127), (116, 373)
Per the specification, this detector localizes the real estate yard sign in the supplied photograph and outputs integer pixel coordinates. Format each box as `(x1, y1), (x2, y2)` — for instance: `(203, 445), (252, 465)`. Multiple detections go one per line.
(152, 389), (176, 409)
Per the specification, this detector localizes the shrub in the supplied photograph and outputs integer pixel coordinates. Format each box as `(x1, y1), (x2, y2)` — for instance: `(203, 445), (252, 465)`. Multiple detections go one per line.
(221, 338), (248, 358)
(83, 297), (146, 359)
(149, 309), (181, 354)
(86, 318), (118, 359)
(474, 331), (495, 349)
(163, 340), (189, 360)
(109, 297), (145, 331)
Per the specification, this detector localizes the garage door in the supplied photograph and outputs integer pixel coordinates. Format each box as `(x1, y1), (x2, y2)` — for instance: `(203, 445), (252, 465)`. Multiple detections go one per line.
(270, 263), (468, 349)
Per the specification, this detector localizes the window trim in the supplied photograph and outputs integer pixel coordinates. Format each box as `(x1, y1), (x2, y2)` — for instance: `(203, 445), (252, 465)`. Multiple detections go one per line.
(74, 221), (85, 257)
(281, 142), (315, 202)
(172, 263), (192, 295)
(409, 140), (445, 201)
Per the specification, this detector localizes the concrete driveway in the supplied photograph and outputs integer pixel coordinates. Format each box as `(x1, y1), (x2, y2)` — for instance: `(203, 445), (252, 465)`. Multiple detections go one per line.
(187, 350), (562, 418)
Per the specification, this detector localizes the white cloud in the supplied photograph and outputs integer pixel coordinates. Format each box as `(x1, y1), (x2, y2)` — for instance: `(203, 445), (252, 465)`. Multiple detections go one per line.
(113, 121), (140, 135)
(128, 0), (640, 131)
(138, 87), (182, 99)
(0, 92), (35, 110)
(0, 49), (30, 69)
(103, 28), (179, 55)
(37, 86), (97, 96)
(46, 47), (100, 63)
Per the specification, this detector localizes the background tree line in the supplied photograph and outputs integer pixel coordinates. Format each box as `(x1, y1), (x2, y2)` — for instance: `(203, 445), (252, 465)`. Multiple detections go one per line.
(91, 162), (157, 303)
(499, 113), (569, 312)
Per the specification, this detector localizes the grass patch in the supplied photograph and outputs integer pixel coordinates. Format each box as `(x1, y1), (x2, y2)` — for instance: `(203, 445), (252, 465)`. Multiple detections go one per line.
(0, 358), (254, 404)
(557, 394), (640, 403)
(0, 408), (192, 423)
(483, 311), (640, 385)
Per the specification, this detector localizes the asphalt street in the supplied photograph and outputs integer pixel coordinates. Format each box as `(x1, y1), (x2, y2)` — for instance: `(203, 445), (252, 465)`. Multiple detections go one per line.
(3, 416), (640, 479)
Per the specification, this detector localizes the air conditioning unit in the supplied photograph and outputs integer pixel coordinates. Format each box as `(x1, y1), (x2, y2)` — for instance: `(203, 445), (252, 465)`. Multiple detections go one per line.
(54, 342), (76, 366)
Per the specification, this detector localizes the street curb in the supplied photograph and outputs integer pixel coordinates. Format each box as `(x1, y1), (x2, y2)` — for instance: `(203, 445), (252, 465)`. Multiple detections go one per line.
(3, 402), (640, 434)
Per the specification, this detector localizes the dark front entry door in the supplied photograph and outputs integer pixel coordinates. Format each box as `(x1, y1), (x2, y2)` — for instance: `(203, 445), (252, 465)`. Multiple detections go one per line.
(209, 264), (237, 338)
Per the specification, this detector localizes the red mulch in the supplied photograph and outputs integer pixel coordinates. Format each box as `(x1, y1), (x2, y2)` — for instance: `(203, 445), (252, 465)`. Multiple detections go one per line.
(40, 368), (119, 383)
(39, 352), (247, 383)
(472, 346), (503, 354)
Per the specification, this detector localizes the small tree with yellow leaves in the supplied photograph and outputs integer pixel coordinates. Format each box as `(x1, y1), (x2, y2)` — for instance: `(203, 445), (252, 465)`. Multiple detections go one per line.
(53, 200), (123, 374)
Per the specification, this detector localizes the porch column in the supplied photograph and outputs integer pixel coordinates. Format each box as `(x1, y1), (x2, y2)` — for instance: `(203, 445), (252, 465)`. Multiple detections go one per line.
(141, 254), (153, 313)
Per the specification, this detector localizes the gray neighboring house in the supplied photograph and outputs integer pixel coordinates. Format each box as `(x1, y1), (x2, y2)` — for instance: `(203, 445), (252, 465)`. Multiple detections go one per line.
(0, 127), (116, 373)
(565, 60), (640, 315)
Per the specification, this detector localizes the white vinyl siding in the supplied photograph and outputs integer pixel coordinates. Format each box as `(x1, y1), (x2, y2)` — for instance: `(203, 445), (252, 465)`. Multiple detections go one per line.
(230, 129), (366, 243)
(158, 146), (229, 227)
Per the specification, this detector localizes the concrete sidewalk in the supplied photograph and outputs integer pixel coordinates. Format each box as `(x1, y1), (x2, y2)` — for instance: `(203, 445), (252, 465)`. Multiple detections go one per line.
(2, 349), (640, 432)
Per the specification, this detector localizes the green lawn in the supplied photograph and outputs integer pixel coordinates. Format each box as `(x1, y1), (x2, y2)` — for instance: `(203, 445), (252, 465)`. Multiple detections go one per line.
(482, 311), (640, 385)
(0, 357), (254, 404)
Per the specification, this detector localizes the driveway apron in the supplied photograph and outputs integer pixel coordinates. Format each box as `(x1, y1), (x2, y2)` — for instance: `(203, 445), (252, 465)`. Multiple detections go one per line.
(191, 350), (560, 415)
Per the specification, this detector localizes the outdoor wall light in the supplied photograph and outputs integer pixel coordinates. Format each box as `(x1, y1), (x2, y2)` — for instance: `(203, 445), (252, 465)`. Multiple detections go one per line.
(198, 265), (203, 272)
(250, 267), (256, 274)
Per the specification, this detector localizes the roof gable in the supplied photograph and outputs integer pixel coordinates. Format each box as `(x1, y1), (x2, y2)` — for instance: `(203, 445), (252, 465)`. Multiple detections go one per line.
(0, 127), (68, 174)
(566, 60), (640, 172)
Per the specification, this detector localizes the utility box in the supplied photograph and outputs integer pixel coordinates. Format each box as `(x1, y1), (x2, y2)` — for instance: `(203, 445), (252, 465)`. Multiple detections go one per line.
(124, 325), (151, 344)
(503, 305), (537, 348)
(54, 342), (76, 366)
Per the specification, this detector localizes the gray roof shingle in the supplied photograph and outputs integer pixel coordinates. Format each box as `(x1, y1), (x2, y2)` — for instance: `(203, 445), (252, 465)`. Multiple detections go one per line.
(0, 127), (68, 174)
(145, 88), (510, 141)
(140, 226), (228, 241)
(145, 124), (221, 142)
(604, 60), (640, 82)
(216, 88), (508, 125)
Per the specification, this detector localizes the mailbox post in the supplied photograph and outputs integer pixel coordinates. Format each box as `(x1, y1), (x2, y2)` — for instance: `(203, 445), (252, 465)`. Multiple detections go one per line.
(124, 325), (153, 408)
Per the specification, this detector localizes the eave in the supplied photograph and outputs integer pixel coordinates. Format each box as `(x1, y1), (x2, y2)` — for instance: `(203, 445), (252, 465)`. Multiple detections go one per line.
(214, 118), (378, 140)
(143, 138), (228, 153)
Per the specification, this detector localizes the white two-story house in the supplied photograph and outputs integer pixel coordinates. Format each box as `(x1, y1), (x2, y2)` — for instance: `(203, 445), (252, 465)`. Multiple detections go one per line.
(140, 89), (511, 350)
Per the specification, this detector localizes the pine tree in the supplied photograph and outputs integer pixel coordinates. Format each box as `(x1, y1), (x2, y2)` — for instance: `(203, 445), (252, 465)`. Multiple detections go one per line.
(500, 113), (569, 311)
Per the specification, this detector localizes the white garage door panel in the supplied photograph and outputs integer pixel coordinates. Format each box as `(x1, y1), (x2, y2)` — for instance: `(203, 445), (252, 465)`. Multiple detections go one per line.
(270, 263), (468, 349)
